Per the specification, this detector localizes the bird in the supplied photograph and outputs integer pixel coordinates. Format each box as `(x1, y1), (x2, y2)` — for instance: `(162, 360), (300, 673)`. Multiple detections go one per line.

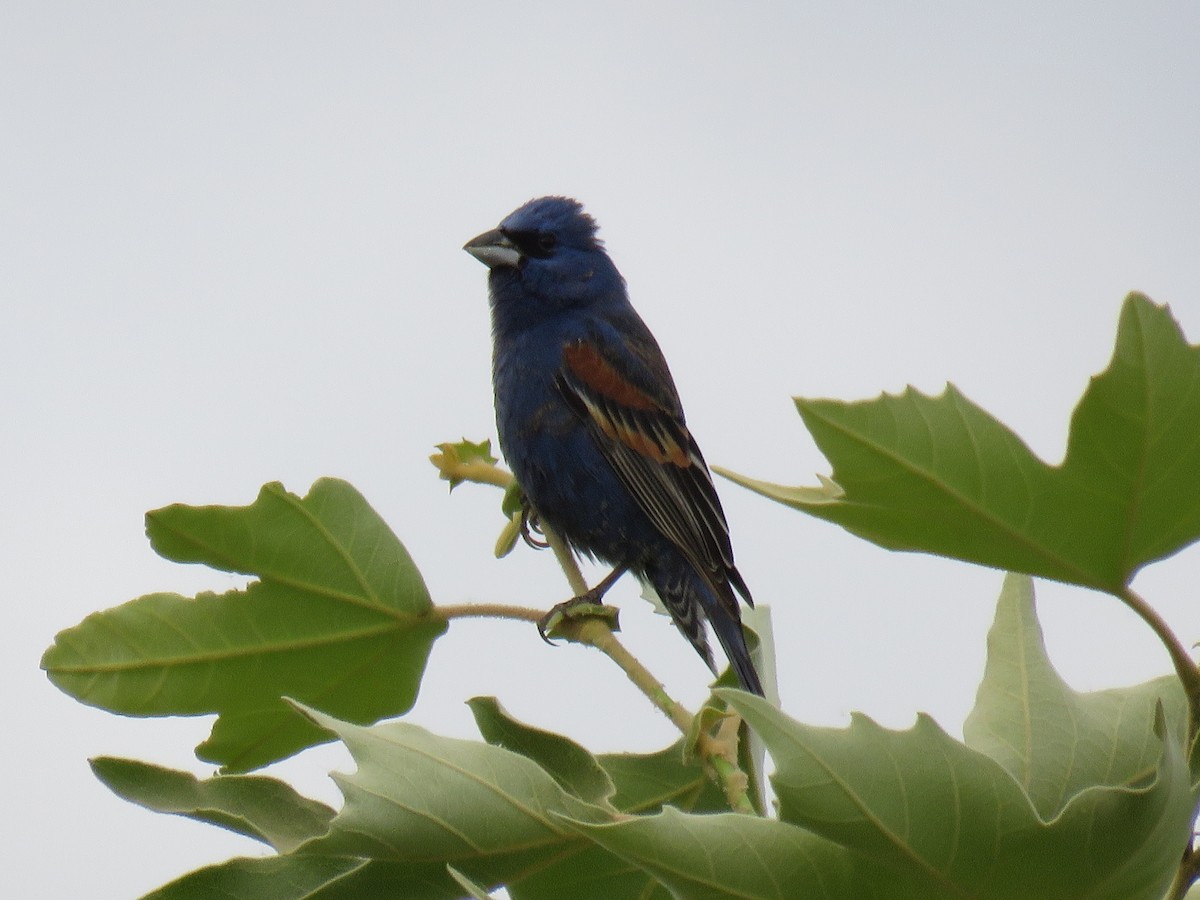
(463, 196), (764, 696)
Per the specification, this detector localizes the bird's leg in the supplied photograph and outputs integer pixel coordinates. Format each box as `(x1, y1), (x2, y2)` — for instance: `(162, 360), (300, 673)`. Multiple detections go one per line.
(537, 564), (628, 644)
(577, 563), (628, 604)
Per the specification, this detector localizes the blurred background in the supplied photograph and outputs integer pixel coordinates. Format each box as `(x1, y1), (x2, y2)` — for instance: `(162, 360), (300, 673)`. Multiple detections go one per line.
(4, 3), (1199, 896)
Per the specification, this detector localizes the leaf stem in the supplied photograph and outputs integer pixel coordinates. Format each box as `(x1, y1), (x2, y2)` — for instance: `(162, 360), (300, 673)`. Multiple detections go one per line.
(435, 603), (544, 623)
(1118, 586), (1200, 739)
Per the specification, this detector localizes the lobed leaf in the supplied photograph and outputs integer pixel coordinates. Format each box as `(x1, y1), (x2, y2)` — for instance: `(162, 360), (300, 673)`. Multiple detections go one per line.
(293, 704), (613, 894)
(142, 856), (456, 900)
(90, 757), (334, 853)
(721, 574), (1196, 899)
(468, 696), (616, 806)
(283, 704), (737, 900)
(466, 691), (734, 816)
(598, 741), (726, 815)
(566, 807), (923, 900)
(466, 699), (731, 898)
(116, 572), (1198, 900)
(42, 479), (446, 771)
(964, 573), (1188, 816)
(721, 294), (1200, 593)
(142, 857), (364, 900)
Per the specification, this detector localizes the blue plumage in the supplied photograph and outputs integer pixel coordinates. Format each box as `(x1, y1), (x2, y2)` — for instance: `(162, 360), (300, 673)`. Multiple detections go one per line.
(465, 197), (764, 696)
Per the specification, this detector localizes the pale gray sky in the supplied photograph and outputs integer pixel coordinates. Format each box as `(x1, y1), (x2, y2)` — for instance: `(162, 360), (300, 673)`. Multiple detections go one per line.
(5, 4), (1200, 897)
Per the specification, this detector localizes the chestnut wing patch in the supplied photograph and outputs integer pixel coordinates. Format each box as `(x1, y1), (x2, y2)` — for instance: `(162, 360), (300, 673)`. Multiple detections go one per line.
(558, 339), (738, 582)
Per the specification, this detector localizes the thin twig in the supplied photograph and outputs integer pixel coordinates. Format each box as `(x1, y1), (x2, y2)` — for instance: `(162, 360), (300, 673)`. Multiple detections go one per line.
(553, 612), (756, 816)
(563, 615), (694, 735)
(539, 519), (756, 814)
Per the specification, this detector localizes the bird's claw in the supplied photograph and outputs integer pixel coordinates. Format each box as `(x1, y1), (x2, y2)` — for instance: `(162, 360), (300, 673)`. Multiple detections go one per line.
(520, 504), (551, 550)
(537, 592), (621, 644)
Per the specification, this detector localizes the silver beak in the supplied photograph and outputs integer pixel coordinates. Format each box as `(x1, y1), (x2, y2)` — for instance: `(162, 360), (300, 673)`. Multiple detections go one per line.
(463, 228), (521, 269)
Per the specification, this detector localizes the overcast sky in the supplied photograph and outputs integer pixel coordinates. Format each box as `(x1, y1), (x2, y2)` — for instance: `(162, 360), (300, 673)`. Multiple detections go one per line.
(5, 4), (1200, 897)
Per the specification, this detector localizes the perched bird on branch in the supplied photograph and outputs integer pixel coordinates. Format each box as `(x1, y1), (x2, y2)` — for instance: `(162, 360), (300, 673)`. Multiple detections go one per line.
(464, 196), (763, 696)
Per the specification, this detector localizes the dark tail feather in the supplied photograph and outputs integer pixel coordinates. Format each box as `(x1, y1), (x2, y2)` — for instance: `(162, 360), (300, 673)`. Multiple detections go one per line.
(704, 590), (765, 696)
(651, 563), (765, 697)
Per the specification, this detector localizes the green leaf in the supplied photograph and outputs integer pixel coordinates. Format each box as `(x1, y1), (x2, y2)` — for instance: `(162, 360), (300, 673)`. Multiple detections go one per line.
(964, 573), (1189, 817)
(293, 704), (613, 894)
(507, 848), (674, 900)
(42, 479), (446, 771)
(90, 757), (334, 853)
(145, 479), (433, 607)
(284, 705), (738, 899)
(142, 856), (479, 900)
(721, 576), (1197, 900)
(505, 737), (734, 898)
(141, 856), (370, 900)
(465, 700), (739, 899)
(516, 738), (743, 898)
(598, 742), (726, 815)
(466, 696), (732, 816)
(468, 696), (615, 806)
(566, 807), (918, 900)
(720, 294), (1200, 593)
(729, 696), (1190, 899)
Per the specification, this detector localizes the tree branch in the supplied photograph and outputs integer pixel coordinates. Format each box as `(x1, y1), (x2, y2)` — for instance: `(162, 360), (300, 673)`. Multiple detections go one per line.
(433, 444), (759, 815)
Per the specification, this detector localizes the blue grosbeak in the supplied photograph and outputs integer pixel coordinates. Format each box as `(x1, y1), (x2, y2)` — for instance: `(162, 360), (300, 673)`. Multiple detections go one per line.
(464, 197), (764, 696)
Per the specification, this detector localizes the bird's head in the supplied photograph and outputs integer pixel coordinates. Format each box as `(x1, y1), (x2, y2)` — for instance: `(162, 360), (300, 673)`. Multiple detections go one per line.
(464, 197), (624, 318)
